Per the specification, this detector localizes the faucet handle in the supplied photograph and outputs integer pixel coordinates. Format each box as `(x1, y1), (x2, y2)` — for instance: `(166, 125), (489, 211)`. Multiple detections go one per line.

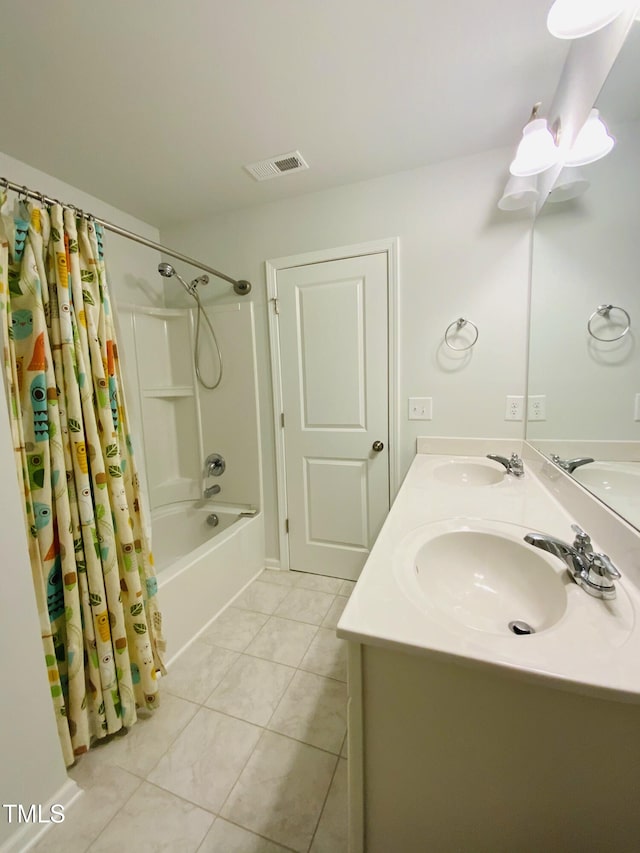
(571, 524), (593, 554)
(205, 453), (226, 477)
(591, 553), (621, 581)
(509, 453), (524, 476)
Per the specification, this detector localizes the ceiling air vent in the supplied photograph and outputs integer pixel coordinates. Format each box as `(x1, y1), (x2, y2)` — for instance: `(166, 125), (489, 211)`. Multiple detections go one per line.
(244, 150), (309, 182)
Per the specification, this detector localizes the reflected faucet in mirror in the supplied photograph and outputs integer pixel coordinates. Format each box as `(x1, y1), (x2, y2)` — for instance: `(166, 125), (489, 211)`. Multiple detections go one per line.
(550, 455), (595, 473)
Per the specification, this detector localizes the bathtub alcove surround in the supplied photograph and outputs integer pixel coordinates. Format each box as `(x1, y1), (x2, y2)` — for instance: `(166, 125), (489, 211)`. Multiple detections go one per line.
(338, 438), (640, 852)
(118, 296), (264, 656)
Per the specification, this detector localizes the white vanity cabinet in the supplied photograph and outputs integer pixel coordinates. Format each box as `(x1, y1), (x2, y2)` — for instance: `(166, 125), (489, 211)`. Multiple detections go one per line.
(346, 640), (640, 853)
(338, 443), (640, 853)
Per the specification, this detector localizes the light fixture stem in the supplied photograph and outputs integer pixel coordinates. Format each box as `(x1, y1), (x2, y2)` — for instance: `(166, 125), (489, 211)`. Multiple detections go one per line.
(529, 102), (542, 122)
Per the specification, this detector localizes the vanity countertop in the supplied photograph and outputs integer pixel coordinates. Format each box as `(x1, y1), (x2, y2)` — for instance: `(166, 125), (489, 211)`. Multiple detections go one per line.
(337, 450), (640, 703)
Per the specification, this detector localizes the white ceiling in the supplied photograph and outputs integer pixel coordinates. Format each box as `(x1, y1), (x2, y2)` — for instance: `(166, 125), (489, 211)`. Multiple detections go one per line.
(0, 1), (569, 227)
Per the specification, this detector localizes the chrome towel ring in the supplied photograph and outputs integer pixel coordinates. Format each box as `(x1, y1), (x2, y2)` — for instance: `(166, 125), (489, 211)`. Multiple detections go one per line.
(444, 318), (479, 351)
(587, 304), (631, 342)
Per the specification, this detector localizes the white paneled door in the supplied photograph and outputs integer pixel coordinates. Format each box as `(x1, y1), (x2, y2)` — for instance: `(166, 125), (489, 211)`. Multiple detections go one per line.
(276, 253), (390, 580)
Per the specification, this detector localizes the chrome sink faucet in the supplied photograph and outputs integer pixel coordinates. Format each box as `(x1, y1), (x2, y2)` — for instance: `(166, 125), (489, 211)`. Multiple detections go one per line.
(486, 452), (524, 477)
(550, 455), (595, 474)
(524, 524), (621, 600)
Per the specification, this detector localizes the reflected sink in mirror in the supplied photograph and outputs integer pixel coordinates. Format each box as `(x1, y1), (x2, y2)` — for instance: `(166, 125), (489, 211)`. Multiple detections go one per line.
(573, 462), (640, 527)
(432, 460), (504, 486)
(573, 461), (640, 496)
(409, 521), (567, 635)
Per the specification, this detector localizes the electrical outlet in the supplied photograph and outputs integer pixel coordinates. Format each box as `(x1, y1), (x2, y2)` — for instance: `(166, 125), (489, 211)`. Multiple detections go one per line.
(409, 397), (433, 420)
(635, 394), (640, 422)
(505, 395), (524, 421)
(528, 395), (546, 421)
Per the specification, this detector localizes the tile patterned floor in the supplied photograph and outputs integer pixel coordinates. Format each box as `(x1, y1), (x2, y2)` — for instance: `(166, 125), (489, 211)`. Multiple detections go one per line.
(34, 569), (353, 853)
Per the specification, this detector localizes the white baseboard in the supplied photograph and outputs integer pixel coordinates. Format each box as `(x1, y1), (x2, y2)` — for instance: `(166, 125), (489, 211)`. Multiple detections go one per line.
(1, 778), (82, 853)
(264, 558), (282, 570)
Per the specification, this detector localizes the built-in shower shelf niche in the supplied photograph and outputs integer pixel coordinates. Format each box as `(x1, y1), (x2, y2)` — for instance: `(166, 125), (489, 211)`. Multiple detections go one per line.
(135, 308), (194, 390)
(129, 305), (203, 510)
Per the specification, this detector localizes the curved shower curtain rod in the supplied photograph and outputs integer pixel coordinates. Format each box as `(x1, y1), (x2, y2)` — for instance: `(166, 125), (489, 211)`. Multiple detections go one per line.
(0, 176), (252, 295)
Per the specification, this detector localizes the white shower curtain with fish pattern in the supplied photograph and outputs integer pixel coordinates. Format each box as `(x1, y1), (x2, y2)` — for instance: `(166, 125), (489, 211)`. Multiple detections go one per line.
(0, 193), (165, 766)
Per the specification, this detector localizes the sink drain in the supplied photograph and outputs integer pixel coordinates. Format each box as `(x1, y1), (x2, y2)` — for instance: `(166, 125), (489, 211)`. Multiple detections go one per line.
(508, 620), (535, 636)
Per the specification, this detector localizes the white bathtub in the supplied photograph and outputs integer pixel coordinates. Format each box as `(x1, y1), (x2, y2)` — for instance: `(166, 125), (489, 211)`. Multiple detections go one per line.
(152, 501), (265, 659)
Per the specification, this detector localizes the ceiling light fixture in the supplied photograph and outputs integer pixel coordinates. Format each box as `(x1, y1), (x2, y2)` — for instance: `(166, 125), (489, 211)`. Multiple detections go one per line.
(565, 109), (615, 165)
(547, 166), (591, 202)
(498, 175), (540, 210)
(509, 104), (560, 177)
(546, 1), (629, 39)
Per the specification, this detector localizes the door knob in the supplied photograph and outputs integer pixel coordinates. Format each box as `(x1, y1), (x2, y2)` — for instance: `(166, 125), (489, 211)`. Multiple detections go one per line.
(372, 441), (384, 452)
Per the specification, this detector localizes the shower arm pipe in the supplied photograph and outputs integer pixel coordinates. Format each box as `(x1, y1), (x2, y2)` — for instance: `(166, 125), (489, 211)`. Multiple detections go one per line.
(0, 176), (252, 295)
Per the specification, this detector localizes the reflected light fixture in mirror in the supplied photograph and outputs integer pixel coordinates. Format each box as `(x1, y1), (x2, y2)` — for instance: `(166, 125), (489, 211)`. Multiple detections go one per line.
(498, 175), (540, 210)
(509, 106), (560, 177)
(547, 1), (630, 39)
(547, 166), (590, 202)
(565, 109), (615, 165)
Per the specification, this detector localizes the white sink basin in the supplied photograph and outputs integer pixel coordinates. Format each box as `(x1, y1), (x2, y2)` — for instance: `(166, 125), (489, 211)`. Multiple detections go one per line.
(433, 460), (504, 486)
(393, 519), (579, 637)
(413, 524), (567, 635)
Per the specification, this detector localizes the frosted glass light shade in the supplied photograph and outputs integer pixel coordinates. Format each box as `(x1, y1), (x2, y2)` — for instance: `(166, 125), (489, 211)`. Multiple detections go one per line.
(498, 175), (539, 210)
(509, 118), (559, 177)
(547, 0), (627, 39)
(547, 167), (590, 202)
(565, 109), (615, 166)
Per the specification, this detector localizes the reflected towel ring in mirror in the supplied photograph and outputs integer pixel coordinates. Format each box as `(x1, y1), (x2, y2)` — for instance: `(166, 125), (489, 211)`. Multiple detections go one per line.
(444, 318), (479, 351)
(587, 304), (631, 342)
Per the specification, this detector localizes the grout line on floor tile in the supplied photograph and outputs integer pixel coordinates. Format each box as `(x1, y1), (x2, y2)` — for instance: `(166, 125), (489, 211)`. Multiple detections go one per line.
(128, 695), (203, 780)
(306, 752), (341, 853)
(215, 726), (270, 821)
(240, 619), (321, 663)
(80, 774), (145, 852)
(144, 778), (218, 815)
(193, 702), (345, 759)
(202, 815), (301, 853)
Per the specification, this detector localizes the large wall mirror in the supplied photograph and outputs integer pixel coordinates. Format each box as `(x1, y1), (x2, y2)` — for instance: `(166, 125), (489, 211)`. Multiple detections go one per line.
(528, 24), (640, 529)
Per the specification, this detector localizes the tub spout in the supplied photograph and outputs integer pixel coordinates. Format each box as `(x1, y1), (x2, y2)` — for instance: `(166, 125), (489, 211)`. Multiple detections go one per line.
(204, 484), (221, 498)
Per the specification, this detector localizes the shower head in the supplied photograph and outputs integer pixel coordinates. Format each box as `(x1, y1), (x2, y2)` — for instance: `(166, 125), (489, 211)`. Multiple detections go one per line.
(158, 262), (175, 278)
(157, 261), (197, 298)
